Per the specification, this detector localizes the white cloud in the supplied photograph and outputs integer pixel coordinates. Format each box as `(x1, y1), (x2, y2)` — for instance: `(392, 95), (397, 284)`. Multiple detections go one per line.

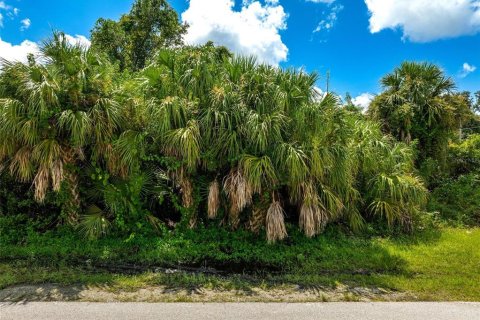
(313, 86), (327, 101)
(0, 1), (10, 10)
(460, 62), (477, 78)
(0, 34), (91, 64)
(20, 18), (30, 31)
(313, 4), (343, 33)
(0, 38), (40, 63)
(181, 0), (288, 66)
(352, 93), (374, 110)
(0, 2), (19, 25)
(307, 0), (336, 3)
(64, 34), (91, 47)
(365, 0), (480, 42)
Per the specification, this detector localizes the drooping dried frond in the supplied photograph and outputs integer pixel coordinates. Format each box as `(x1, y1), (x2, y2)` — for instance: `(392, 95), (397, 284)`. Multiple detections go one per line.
(223, 168), (253, 226)
(298, 181), (329, 237)
(299, 203), (329, 238)
(33, 165), (50, 202)
(9, 147), (34, 183)
(207, 179), (220, 219)
(171, 167), (194, 209)
(51, 160), (64, 192)
(299, 204), (318, 238)
(265, 199), (287, 243)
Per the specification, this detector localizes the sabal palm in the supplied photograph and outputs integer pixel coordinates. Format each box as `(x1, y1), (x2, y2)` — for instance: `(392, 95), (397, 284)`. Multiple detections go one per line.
(136, 45), (427, 241)
(0, 33), (126, 223)
(369, 62), (459, 169)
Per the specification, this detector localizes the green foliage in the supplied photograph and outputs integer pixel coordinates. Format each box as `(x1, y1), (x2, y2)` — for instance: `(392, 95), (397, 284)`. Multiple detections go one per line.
(449, 134), (480, 176)
(0, 32), (141, 224)
(368, 62), (474, 182)
(0, 36), (429, 241)
(91, 0), (187, 71)
(429, 174), (480, 226)
(131, 46), (427, 240)
(2, 228), (480, 301)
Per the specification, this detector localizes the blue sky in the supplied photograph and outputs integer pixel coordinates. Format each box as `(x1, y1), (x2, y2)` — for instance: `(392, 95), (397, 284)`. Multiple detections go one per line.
(1, 0), (479, 107)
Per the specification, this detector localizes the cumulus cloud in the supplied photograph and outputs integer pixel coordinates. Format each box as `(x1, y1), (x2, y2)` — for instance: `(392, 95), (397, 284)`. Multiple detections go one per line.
(0, 35), (91, 64)
(460, 62), (477, 78)
(64, 34), (91, 47)
(0, 38), (40, 63)
(181, 0), (288, 66)
(352, 93), (374, 110)
(365, 0), (480, 42)
(313, 86), (327, 101)
(20, 18), (30, 31)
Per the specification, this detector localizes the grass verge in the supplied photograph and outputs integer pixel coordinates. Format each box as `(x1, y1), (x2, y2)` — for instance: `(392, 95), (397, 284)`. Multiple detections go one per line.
(1, 227), (479, 301)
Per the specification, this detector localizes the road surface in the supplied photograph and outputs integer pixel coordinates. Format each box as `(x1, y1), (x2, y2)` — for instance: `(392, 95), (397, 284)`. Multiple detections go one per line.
(1, 302), (479, 320)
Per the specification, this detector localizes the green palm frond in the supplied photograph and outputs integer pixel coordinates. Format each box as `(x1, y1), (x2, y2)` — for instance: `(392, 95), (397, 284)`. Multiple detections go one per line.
(240, 155), (277, 194)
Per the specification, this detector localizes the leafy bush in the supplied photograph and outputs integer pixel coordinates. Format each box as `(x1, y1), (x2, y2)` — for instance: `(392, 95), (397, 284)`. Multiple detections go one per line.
(429, 173), (480, 226)
(0, 223), (404, 275)
(0, 35), (428, 242)
(449, 134), (480, 176)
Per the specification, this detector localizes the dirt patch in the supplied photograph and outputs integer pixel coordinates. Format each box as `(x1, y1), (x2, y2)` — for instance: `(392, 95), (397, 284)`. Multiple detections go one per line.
(0, 284), (415, 303)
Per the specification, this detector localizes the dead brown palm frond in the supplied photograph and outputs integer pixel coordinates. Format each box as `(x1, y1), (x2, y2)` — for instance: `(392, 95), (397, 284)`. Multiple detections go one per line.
(298, 181), (328, 237)
(223, 168), (253, 227)
(299, 204), (319, 238)
(33, 165), (50, 202)
(9, 147), (33, 183)
(171, 167), (194, 209)
(50, 159), (64, 192)
(299, 203), (328, 238)
(74, 147), (85, 161)
(265, 196), (287, 243)
(207, 179), (220, 219)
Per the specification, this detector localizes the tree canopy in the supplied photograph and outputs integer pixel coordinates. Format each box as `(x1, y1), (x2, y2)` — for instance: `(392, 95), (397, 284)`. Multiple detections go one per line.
(91, 0), (187, 71)
(368, 62), (472, 180)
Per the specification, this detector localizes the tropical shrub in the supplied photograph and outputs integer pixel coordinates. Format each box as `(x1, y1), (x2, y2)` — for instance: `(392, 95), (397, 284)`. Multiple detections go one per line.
(0, 33), (136, 224)
(128, 45), (428, 241)
(448, 134), (480, 176)
(0, 37), (429, 242)
(368, 62), (472, 182)
(429, 173), (480, 226)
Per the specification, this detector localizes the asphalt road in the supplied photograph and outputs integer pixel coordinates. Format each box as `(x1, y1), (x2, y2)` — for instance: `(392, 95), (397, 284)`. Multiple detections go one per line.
(1, 302), (480, 320)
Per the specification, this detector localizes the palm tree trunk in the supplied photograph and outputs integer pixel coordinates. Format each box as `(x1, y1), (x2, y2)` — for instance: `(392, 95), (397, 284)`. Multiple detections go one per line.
(64, 170), (80, 225)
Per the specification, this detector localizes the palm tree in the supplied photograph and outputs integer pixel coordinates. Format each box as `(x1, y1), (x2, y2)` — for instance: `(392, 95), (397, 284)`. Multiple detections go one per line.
(368, 62), (468, 172)
(0, 32), (133, 223)
(135, 46), (428, 241)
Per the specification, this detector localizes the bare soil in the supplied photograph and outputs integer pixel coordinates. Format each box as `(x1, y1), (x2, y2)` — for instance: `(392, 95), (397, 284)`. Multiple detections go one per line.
(0, 284), (415, 303)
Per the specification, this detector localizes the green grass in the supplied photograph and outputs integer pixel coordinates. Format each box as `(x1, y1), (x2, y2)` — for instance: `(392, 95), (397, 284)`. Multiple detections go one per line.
(1, 227), (479, 301)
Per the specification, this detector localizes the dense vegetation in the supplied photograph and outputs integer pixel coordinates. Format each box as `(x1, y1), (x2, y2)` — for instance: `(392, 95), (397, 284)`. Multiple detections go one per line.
(0, 0), (479, 299)
(0, 35), (436, 242)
